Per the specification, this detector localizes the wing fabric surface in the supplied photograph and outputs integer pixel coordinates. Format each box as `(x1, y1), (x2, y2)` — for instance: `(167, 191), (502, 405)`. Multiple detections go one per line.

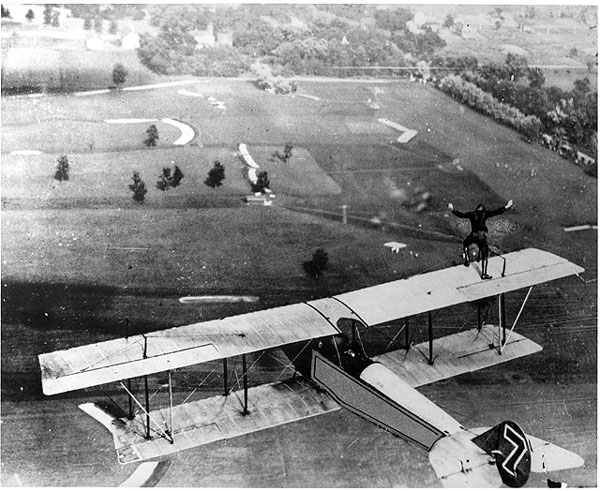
(39, 248), (582, 395)
(374, 325), (542, 388)
(80, 376), (340, 464)
(39, 302), (341, 395)
(334, 248), (583, 326)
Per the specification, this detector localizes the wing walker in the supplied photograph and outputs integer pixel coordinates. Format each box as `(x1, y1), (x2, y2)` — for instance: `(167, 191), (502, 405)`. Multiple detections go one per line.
(39, 248), (585, 487)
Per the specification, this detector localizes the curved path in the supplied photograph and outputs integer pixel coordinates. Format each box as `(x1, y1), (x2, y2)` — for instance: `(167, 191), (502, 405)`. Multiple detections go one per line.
(178, 88), (204, 98)
(9, 117), (196, 155)
(104, 118), (196, 146)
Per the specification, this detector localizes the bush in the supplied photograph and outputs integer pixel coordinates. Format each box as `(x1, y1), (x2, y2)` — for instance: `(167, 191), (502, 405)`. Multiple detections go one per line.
(251, 170), (270, 193)
(251, 62), (296, 95)
(438, 75), (542, 137)
(144, 124), (159, 146)
(112, 63), (128, 89)
(303, 248), (329, 281)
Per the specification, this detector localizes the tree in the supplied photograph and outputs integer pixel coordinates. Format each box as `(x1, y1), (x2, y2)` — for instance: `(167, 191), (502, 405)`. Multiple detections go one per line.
(204, 160), (225, 189)
(54, 155), (70, 182)
(303, 248), (329, 281)
(251, 171), (270, 193)
(1, 6), (11, 18)
(43, 5), (53, 25)
(112, 63), (128, 90)
(83, 17), (92, 30)
(156, 167), (171, 191)
(527, 67), (545, 89)
(443, 14), (455, 29)
(25, 8), (34, 22)
(51, 10), (59, 27)
(129, 172), (147, 203)
(109, 19), (118, 35)
(94, 16), (103, 33)
(156, 165), (184, 191)
(171, 165), (184, 187)
(157, 165), (184, 191)
(373, 7), (413, 32)
(144, 124), (159, 146)
(272, 142), (293, 162)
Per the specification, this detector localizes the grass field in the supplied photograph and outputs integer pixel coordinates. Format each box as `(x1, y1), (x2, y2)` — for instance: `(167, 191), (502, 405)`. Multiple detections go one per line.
(1, 75), (597, 487)
(1, 46), (157, 93)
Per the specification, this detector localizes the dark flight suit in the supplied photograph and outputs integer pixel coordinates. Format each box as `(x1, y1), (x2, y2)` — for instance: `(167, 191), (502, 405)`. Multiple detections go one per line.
(452, 205), (508, 278)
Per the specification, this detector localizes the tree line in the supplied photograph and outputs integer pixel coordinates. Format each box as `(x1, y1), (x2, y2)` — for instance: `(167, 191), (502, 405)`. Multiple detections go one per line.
(136, 5), (446, 77)
(432, 54), (597, 165)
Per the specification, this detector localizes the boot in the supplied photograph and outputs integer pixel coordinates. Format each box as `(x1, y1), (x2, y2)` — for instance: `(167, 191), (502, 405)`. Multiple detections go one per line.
(481, 259), (492, 279)
(463, 248), (470, 267)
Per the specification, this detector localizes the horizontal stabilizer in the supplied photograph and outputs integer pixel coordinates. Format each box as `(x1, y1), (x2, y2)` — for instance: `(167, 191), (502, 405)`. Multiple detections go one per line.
(471, 427), (584, 474)
(374, 325), (541, 388)
(429, 430), (502, 488)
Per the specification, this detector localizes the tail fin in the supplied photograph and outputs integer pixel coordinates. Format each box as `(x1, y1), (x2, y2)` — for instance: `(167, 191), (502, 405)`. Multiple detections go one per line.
(429, 422), (584, 488)
(472, 421), (531, 487)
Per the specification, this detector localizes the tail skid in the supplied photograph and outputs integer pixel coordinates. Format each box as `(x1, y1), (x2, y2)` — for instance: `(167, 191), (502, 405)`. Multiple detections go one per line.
(429, 421), (584, 488)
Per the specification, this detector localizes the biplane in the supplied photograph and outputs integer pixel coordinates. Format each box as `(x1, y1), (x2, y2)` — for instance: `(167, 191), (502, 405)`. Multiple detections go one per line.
(39, 248), (585, 487)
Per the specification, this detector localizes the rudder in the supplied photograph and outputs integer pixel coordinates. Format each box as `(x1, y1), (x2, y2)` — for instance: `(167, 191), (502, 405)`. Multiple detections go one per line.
(472, 421), (531, 487)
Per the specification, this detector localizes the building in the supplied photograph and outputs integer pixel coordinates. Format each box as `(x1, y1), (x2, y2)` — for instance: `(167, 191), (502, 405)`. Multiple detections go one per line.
(86, 34), (104, 51)
(121, 30), (140, 50)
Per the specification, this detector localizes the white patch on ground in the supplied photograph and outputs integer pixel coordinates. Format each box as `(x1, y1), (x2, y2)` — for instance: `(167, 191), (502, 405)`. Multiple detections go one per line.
(378, 118), (418, 143)
(297, 93), (321, 101)
(119, 462), (160, 487)
(500, 44), (529, 56)
(10, 150), (43, 155)
(104, 118), (158, 124)
(178, 89), (204, 98)
(161, 118), (195, 145)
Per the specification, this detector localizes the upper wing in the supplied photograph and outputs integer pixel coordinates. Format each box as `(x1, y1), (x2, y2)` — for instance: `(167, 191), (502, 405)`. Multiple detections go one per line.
(39, 248), (583, 395)
(39, 302), (343, 395)
(333, 248), (583, 326)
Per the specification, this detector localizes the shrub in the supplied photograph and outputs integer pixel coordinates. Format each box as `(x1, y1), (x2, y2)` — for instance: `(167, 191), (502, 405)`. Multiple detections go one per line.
(252, 62), (296, 95)
(438, 75), (542, 137)
(251, 171), (270, 193)
(303, 248), (329, 281)
(112, 63), (128, 89)
(144, 124), (159, 146)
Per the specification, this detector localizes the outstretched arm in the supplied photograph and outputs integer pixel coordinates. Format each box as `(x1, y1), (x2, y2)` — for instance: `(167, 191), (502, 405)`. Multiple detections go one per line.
(448, 203), (469, 218)
(488, 200), (513, 217)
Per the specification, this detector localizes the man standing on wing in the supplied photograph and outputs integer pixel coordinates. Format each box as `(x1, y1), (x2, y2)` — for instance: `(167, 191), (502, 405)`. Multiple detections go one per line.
(448, 200), (513, 279)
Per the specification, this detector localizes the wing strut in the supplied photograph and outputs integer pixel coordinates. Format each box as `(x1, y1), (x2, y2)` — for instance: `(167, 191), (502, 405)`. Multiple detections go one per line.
(223, 359), (229, 396)
(119, 381), (174, 444)
(428, 312), (434, 364)
(242, 354), (250, 415)
(500, 286), (534, 354)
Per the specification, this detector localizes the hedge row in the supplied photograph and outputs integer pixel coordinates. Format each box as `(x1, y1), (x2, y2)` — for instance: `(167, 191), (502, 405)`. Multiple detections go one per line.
(438, 74), (542, 139)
